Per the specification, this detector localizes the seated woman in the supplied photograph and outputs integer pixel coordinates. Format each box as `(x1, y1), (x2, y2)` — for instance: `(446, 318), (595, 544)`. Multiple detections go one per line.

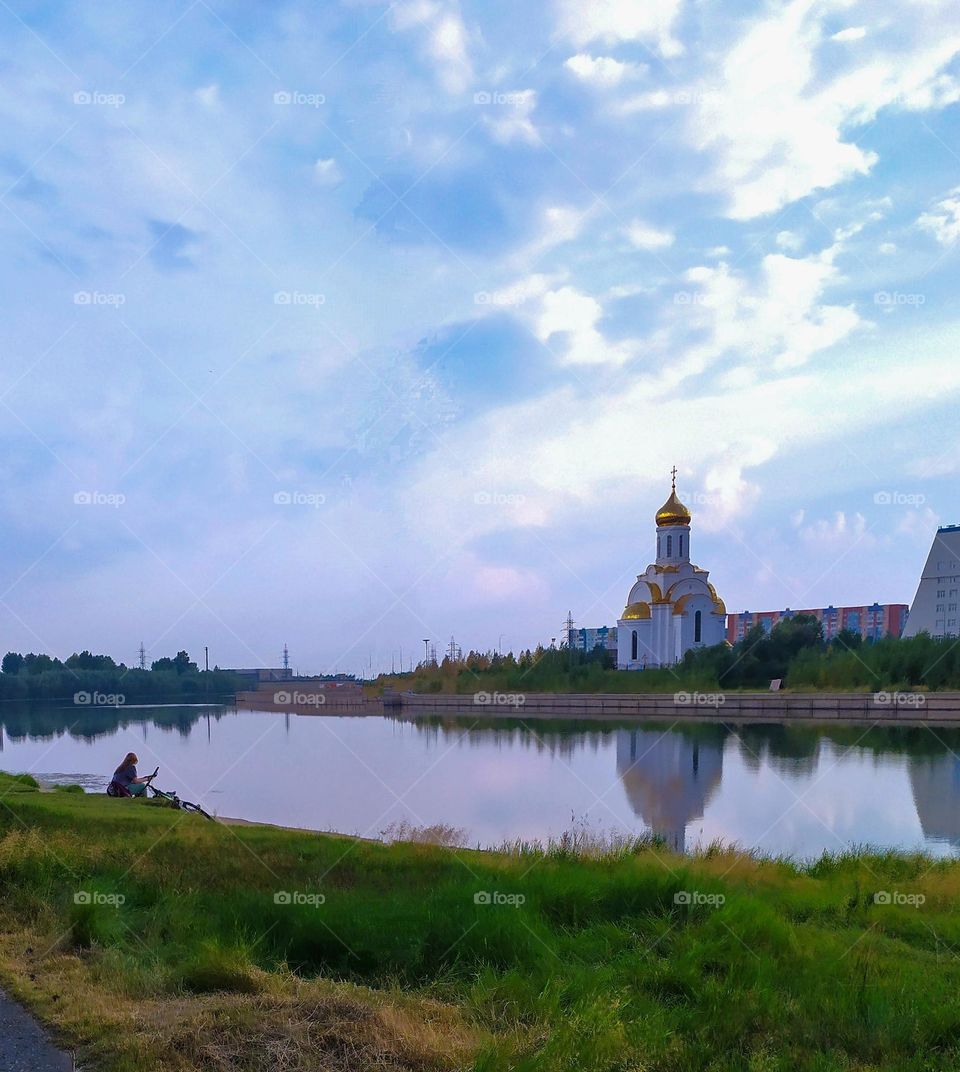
(109, 752), (154, 797)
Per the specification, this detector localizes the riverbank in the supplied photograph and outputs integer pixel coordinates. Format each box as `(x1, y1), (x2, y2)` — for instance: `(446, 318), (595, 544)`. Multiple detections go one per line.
(385, 688), (960, 722)
(2, 772), (960, 1070)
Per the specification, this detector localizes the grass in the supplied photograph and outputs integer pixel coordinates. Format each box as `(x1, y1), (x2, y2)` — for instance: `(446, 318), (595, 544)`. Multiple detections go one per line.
(1, 771), (960, 1070)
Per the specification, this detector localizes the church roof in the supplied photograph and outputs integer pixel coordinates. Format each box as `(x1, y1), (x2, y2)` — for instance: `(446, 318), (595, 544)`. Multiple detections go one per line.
(655, 476), (691, 527)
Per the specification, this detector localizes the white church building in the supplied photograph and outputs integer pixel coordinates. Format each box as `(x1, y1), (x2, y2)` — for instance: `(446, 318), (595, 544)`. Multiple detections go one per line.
(617, 471), (727, 670)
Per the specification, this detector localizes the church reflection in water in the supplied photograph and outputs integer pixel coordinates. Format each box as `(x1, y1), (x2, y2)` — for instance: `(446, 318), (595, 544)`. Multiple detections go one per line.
(616, 726), (726, 852)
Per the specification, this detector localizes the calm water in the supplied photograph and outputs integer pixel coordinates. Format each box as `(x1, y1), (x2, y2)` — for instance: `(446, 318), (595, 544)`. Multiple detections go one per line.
(1, 703), (959, 858)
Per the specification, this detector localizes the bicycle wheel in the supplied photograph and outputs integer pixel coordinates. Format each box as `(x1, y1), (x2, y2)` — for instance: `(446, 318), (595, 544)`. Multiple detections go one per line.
(180, 800), (214, 821)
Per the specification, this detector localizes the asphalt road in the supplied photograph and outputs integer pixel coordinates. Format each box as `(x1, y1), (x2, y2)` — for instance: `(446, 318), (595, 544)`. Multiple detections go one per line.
(0, 989), (75, 1070)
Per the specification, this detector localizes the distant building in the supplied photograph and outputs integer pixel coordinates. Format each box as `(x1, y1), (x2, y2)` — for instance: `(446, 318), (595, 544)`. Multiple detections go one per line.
(567, 626), (618, 656)
(222, 667), (293, 683)
(902, 524), (960, 638)
(726, 603), (909, 644)
(617, 471), (727, 669)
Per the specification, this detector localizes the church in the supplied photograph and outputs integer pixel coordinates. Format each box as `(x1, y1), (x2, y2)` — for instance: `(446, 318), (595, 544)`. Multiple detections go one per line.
(617, 470), (727, 670)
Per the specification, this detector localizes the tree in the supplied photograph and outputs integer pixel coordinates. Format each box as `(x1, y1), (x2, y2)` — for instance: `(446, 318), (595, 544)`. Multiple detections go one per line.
(1, 652), (23, 675)
(173, 651), (198, 675)
(151, 657), (175, 672)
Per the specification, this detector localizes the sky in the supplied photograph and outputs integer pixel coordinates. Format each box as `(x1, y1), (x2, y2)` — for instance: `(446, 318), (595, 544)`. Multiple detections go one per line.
(2, 0), (960, 676)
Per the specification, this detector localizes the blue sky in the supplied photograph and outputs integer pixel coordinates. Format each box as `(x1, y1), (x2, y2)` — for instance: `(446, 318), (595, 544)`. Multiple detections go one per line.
(3, 0), (960, 674)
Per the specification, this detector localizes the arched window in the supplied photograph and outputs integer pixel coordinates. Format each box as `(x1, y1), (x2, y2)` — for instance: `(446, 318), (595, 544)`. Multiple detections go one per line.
(694, 610), (702, 643)
(666, 535), (672, 557)
(631, 630), (638, 660)
(657, 535), (661, 558)
(679, 534), (684, 557)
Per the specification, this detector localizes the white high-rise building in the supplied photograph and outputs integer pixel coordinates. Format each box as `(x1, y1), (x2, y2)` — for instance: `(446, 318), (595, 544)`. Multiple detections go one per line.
(616, 470), (727, 669)
(903, 525), (960, 638)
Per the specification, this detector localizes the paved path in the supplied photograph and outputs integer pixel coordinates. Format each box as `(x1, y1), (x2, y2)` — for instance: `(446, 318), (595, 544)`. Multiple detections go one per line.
(0, 989), (75, 1070)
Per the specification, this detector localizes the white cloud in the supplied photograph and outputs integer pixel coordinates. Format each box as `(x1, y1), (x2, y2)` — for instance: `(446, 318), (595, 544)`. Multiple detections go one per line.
(918, 186), (960, 245)
(564, 53), (645, 86)
(194, 84), (220, 108)
(482, 89), (539, 145)
(832, 27), (867, 43)
(391, 1), (474, 93)
(313, 157), (343, 186)
(626, 220), (674, 250)
(775, 230), (803, 251)
(691, 1), (960, 219)
(555, 0), (684, 57)
(535, 285), (633, 366)
(879, 242), (897, 254)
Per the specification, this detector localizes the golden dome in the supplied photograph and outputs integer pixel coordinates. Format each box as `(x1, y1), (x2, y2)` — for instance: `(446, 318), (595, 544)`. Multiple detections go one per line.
(622, 601), (651, 620)
(655, 487), (691, 528)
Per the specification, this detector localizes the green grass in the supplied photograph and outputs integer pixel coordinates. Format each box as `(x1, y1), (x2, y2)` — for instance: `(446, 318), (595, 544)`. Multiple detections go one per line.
(1, 771), (960, 1071)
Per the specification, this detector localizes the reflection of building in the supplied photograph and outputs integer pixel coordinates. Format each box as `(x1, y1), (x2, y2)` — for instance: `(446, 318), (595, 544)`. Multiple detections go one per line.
(726, 604), (908, 643)
(617, 471), (727, 669)
(616, 728), (724, 852)
(903, 525), (960, 638)
(908, 753), (960, 846)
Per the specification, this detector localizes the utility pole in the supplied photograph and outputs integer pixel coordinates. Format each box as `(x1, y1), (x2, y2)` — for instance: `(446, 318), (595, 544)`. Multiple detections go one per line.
(282, 643), (290, 673)
(204, 645), (209, 672)
(565, 611), (576, 668)
(423, 638), (430, 666)
(138, 642), (146, 671)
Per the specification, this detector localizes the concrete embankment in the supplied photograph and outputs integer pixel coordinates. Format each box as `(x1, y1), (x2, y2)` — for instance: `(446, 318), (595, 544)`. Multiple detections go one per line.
(383, 689), (960, 723)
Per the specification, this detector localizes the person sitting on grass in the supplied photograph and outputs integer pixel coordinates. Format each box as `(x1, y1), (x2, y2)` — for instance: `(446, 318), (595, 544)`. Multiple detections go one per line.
(110, 752), (155, 797)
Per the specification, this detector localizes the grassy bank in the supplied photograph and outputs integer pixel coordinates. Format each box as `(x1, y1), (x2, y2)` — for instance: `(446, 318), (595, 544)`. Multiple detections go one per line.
(2, 771), (960, 1070)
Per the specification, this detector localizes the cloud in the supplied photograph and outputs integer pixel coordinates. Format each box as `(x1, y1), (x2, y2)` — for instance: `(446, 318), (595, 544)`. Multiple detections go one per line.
(832, 27), (867, 43)
(555, 0), (684, 57)
(534, 285), (633, 366)
(918, 186), (960, 245)
(313, 157), (343, 186)
(799, 511), (874, 550)
(626, 220), (674, 250)
(391, 0), (474, 93)
(691, 1), (960, 219)
(564, 53), (646, 86)
(482, 89), (539, 145)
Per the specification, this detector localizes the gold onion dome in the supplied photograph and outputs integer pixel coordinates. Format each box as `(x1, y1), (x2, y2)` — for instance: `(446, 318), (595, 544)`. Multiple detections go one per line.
(655, 479), (691, 527)
(622, 601), (651, 620)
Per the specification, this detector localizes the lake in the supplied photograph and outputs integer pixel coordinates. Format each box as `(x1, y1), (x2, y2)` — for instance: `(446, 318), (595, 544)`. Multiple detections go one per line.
(1, 702), (959, 858)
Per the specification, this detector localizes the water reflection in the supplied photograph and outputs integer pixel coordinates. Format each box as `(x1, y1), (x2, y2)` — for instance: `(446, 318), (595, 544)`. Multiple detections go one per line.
(616, 727), (725, 852)
(1, 703), (959, 857)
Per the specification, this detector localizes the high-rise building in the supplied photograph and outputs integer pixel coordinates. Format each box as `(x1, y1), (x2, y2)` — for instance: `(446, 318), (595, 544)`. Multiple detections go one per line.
(726, 603), (909, 644)
(902, 524), (960, 638)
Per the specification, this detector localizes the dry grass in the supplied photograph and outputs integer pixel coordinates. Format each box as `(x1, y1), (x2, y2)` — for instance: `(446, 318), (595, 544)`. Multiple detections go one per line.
(0, 930), (483, 1072)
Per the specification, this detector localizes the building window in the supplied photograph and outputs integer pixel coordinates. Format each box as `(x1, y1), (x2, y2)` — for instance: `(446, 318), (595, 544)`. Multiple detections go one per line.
(679, 534), (684, 557)
(631, 630), (638, 660)
(695, 610), (702, 643)
(667, 535), (672, 557)
(657, 535), (661, 557)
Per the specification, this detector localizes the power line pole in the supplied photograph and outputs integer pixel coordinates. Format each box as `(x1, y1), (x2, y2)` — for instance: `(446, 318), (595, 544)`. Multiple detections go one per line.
(423, 638), (430, 666)
(138, 642), (146, 671)
(282, 643), (290, 673)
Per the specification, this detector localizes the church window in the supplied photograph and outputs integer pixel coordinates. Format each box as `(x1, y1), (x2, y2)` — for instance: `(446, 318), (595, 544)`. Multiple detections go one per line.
(631, 631), (638, 660)
(695, 610), (702, 642)
(657, 535), (661, 557)
(667, 535), (672, 557)
(679, 534), (684, 556)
